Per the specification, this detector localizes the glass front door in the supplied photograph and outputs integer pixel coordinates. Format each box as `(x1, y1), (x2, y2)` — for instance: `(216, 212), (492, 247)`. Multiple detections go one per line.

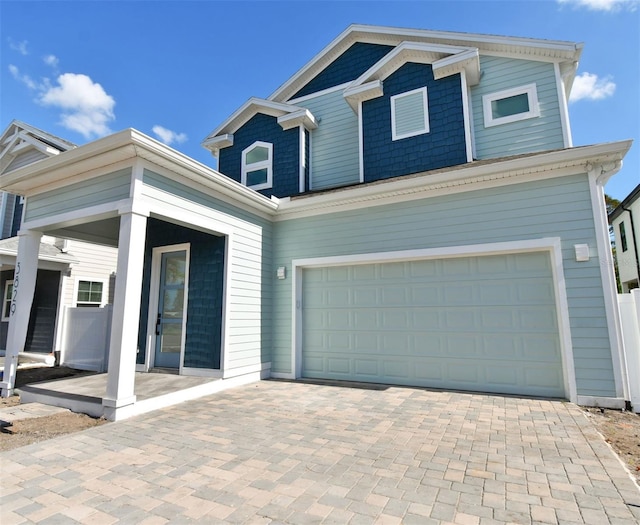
(154, 250), (187, 369)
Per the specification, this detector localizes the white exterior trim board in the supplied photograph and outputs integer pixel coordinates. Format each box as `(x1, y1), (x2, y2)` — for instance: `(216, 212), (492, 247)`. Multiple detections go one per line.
(587, 167), (629, 400)
(554, 62), (573, 148)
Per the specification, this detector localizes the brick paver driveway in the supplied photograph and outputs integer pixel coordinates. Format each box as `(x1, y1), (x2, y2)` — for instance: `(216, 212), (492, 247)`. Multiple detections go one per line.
(2, 380), (640, 524)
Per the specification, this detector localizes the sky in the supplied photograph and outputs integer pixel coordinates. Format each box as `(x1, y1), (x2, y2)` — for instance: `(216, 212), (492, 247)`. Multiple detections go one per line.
(1, 0), (638, 200)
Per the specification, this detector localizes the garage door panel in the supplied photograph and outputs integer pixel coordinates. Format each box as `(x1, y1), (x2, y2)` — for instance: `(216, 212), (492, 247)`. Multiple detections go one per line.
(301, 252), (565, 398)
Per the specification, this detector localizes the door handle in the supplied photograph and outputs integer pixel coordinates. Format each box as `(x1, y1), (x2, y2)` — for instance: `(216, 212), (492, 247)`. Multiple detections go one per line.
(156, 313), (161, 335)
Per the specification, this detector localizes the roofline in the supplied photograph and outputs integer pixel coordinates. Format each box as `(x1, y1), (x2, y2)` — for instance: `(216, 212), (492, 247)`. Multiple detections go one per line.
(275, 140), (632, 220)
(0, 128), (279, 215)
(609, 182), (640, 222)
(269, 23), (583, 103)
(3, 120), (77, 151)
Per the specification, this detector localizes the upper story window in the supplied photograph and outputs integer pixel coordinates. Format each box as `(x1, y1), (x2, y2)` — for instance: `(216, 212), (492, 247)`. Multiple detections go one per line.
(242, 141), (273, 190)
(75, 279), (106, 307)
(620, 221), (628, 252)
(2, 280), (13, 321)
(391, 87), (430, 141)
(482, 83), (540, 128)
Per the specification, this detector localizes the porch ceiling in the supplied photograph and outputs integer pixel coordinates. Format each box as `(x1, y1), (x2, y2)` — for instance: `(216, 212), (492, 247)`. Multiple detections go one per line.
(47, 217), (121, 247)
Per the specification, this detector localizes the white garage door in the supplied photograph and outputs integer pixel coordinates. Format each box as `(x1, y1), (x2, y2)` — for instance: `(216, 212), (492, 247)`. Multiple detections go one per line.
(301, 252), (565, 398)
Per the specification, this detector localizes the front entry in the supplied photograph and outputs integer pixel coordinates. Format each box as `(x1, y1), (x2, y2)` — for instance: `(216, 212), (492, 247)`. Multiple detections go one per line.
(153, 247), (189, 369)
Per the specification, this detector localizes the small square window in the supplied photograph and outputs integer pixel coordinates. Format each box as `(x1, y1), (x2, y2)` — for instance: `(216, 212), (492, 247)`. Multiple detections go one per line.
(482, 84), (540, 127)
(2, 280), (14, 321)
(391, 87), (429, 141)
(76, 279), (105, 307)
(242, 141), (273, 190)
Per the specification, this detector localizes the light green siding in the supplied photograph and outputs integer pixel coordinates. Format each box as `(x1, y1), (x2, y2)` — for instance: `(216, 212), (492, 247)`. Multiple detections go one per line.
(299, 90), (360, 190)
(24, 168), (132, 222)
(6, 149), (48, 173)
(142, 169), (273, 370)
(471, 57), (564, 159)
(273, 174), (616, 397)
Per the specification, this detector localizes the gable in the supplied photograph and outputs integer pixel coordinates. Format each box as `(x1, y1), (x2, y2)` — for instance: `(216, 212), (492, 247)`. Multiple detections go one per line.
(362, 63), (467, 181)
(218, 113), (301, 198)
(291, 42), (393, 100)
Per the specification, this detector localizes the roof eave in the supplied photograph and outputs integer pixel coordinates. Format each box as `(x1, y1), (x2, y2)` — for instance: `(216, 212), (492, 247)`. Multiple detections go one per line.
(0, 129), (279, 215)
(277, 141), (633, 219)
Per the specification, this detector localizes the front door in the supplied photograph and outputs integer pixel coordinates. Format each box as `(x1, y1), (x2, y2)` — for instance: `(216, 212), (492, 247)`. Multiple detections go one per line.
(154, 249), (187, 369)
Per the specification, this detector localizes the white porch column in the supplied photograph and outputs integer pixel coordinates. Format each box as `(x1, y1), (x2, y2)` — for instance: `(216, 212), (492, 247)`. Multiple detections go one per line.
(102, 210), (148, 420)
(1, 229), (42, 397)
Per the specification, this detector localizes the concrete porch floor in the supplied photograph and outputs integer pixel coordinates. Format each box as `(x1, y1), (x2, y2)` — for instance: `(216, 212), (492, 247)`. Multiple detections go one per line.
(15, 371), (231, 420)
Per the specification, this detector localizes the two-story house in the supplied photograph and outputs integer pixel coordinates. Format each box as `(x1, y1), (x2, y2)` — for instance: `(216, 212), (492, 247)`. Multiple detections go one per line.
(609, 184), (640, 292)
(0, 121), (118, 370)
(0, 25), (632, 420)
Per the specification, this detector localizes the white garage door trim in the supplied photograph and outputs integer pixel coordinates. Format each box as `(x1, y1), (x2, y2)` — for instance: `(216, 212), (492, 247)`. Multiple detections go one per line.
(291, 237), (577, 402)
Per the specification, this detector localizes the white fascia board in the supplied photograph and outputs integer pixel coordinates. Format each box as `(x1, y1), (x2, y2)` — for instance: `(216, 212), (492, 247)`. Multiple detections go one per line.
(277, 109), (318, 131)
(202, 98), (305, 145)
(276, 141), (633, 219)
(1, 120), (76, 152)
(0, 129), (280, 216)
(351, 42), (468, 87)
(343, 80), (384, 111)
(201, 134), (234, 157)
(269, 23), (582, 103)
(432, 49), (480, 85)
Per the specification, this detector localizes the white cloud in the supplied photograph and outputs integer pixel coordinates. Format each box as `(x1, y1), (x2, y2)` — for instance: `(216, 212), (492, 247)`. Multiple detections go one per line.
(8, 64), (37, 90)
(43, 54), (59, 68)
(152, 125), (188, 146)
(570, 72), (616, 102)
(39, 73), (115, 138)
(557, 0), (638, 11)
(8, 38), (28, 55)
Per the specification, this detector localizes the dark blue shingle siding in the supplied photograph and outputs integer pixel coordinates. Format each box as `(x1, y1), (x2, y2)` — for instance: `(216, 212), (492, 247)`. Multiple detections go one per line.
(292, 43), (393, 99)
(362, 63), (467, 182)
(218, 113), (300, 198)
(137, 219), (225, 369)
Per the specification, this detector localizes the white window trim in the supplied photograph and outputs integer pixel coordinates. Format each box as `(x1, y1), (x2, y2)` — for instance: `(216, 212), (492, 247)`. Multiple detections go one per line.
(391, 87), (430, 141)
(241, 141), (273, 191)
(2, 280), (13, 321)
(482, 83), (540, 128)
(73, 277), (107, 307)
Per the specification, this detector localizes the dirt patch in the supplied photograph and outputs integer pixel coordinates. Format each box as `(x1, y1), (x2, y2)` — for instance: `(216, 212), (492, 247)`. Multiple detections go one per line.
(0, 366), (106, 451)
(0, 408), (106, 451)
(583, 407), (640, 483)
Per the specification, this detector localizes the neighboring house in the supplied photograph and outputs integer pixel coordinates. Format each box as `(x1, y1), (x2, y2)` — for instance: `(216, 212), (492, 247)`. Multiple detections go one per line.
(609, 184), (640, 292)
(0, 121), (118, 367)
(0, 25), (632, 420)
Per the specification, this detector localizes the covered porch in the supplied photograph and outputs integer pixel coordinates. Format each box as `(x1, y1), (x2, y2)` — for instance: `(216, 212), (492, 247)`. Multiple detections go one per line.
(0, 130), (277, 420)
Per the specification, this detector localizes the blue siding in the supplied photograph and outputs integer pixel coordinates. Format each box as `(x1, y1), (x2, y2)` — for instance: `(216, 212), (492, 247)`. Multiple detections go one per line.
(218, 113), (300, 198)
(292, 43), (393, 99)
(137, 219), (225, 369)
(272, 174), (617, 398)
(362, 63), (467, 182)
(471, 57), (565, 158)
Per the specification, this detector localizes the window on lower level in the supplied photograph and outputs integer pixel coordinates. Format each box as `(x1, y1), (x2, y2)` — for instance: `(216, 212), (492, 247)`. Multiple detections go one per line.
(2, 280), (13, 321)
(482, 83), (540, 127)
(75, 279), (105, 307)
(620, 221), (628, 252)
(242, 141), (273, 190)
(391, 87), (430, 141)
